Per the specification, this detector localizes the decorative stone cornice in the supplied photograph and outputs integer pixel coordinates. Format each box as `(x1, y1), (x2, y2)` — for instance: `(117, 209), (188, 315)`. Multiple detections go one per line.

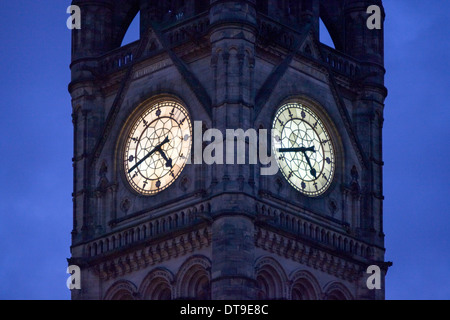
(255, 226), (363, 282)
(90, 225), (211, 281)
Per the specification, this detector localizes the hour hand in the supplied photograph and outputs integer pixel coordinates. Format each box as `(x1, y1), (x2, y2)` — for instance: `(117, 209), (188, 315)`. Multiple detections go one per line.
(158, 149), (173, 168)
(128, 136), (171, 174)
(279, 145), (317, 178)
(279, 146), (315, 153)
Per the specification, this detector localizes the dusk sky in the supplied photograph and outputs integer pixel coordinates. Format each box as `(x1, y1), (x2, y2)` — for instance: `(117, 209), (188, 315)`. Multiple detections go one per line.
(0, 1), (448, 300)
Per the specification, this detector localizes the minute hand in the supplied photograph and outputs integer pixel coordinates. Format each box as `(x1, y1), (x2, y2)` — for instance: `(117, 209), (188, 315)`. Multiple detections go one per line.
(128, 136), (170, 174)
(302, 152), (317, 178)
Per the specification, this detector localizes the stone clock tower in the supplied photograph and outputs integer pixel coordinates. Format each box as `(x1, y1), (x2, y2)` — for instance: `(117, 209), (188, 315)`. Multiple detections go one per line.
(69, 0), (389, 300)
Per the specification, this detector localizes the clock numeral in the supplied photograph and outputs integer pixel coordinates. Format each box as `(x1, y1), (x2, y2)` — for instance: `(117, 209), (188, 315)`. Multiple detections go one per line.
(170, 170), (175, 178)
(326, 157), (331, 165)
(313, 182), (318, 190)
(128, 155), (135, 163)
(288, 109), (293, 119)
(301, 182), (306, 190)
(143, 119), (149, 127)
(156, 109), (162, 117)
(322, 173), (328, 181)
(279, 155), (285, 161)
(313, 121), (318, 129)
(321, 139), (330, 145)
(288, 171), (293, 180)
(301, 111), (306, 119)
(132, 137), (139, 143)
(278, 119), (284, 126)
(132, 172), (138, 179)
(179, 118), (186, 125)
(143, 181), (148, 189)
(170, 107), (175, 117)
(156, 180), (161, 189)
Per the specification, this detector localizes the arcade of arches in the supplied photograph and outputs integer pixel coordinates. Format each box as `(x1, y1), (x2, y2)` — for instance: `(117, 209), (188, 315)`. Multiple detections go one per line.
(104, 256), (353, 300)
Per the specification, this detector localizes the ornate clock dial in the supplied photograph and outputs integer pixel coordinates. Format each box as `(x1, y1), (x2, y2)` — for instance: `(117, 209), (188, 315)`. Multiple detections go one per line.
(124, 100), (192, 195)
(273, 102), (335, 197)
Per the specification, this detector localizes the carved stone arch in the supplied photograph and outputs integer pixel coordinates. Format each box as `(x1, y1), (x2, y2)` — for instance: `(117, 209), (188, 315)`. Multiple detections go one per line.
(323, 281), (353, 300)
(255, 257), (288, 300)
(290, 270), (322, 300)
(111, 0), (141, 49)
(319, 1), (344, 51)
(104, 280), (138, 300)
(139, 268), (174, 300)
(175, 255), (211, 300)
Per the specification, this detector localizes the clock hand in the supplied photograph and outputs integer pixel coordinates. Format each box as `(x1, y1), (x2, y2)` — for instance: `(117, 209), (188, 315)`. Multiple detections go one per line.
(279, 146), (315, 153)
(279, 145), (317, 178)
(128, 136), (171, 174)
(302, 152), (317, 179)
(158, 148), (173, 168)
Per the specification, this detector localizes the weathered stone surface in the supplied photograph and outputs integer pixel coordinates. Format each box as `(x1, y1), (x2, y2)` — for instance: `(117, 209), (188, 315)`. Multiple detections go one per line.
(69, 0), (388, 300)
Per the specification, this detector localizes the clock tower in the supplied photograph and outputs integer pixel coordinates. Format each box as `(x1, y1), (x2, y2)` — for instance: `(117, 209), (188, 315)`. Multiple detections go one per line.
(69, 0), (389, 300)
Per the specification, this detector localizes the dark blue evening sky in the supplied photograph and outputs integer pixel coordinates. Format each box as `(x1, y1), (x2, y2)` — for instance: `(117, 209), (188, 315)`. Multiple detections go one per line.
(0, 1), (448, 300)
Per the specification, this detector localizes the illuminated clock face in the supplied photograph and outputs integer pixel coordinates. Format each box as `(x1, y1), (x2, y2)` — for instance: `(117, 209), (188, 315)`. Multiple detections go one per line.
(124, 100), (192, 195)
(273, 102), (335, 197)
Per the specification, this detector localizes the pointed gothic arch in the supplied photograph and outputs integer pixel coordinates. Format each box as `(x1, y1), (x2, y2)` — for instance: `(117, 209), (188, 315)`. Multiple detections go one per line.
(121, 11), (141, 47)
(319, 17), (335, 48)
(319, 1), (345, 51)
(112, 0), (141, 49)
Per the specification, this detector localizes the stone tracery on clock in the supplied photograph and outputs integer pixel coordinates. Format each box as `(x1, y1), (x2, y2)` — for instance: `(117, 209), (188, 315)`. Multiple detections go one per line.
(273, 102), (336, 197)
(123, 99), (192, 196)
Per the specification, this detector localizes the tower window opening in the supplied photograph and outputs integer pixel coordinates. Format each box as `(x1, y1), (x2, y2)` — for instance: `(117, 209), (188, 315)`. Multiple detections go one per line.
(121, 12), (140, 47)
(319, 18), (335, 49)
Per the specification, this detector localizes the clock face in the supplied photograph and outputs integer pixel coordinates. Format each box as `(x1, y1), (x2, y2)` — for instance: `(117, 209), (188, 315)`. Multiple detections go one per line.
(124, 100), (192, 195)
(273, 102), (335, 197)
